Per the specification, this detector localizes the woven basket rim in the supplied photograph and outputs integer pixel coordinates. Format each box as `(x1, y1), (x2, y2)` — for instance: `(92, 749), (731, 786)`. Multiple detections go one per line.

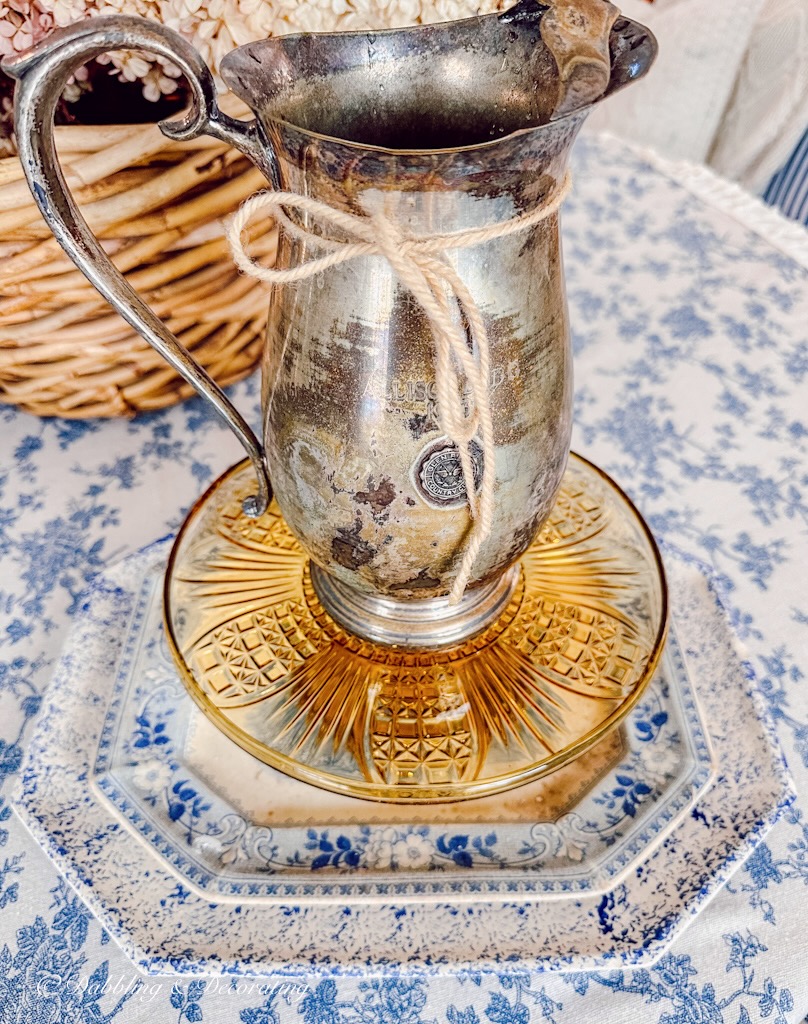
(0, 102), (273, 419)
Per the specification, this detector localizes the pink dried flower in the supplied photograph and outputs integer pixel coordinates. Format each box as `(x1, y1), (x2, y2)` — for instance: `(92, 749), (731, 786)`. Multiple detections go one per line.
(9, 0), (508, 100)
(0, 0), (52, 57)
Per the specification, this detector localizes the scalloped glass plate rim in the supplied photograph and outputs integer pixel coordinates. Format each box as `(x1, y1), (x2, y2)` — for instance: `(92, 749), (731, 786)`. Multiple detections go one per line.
(162, 452), (670, 802)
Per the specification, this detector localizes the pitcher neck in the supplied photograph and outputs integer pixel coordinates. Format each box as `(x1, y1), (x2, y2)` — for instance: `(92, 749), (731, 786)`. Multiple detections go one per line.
(264, 111), (585, 225)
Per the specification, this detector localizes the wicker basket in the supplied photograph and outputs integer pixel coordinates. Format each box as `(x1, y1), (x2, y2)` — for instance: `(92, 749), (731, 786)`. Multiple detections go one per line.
(0, 109), (277, 418)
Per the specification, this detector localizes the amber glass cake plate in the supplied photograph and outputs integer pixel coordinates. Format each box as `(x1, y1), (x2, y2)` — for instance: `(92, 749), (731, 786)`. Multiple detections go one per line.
(164, 453), (667, 802)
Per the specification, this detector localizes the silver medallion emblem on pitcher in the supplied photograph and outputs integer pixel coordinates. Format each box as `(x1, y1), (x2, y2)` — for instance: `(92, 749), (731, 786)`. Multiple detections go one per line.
(415, 438), (484, 509)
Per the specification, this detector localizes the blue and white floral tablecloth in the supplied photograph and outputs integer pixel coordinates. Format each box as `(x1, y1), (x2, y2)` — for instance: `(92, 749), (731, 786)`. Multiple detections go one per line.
(1, 133), (808, 1023)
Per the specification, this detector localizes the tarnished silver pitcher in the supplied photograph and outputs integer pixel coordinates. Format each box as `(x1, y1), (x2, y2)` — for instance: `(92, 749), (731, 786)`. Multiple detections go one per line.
(4, 2), (656, 648)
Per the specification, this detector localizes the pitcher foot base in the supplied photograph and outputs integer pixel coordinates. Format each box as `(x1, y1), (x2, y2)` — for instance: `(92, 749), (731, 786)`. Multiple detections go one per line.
(310, 562), (520, 649)
(164, 453), (668, 803)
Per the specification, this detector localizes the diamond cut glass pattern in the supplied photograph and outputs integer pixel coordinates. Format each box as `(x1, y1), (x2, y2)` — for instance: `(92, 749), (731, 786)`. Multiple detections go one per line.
(165, 453), (668, 801)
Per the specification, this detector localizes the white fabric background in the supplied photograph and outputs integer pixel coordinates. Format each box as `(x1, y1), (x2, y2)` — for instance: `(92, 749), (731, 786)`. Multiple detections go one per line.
(585, 0), (808, 191)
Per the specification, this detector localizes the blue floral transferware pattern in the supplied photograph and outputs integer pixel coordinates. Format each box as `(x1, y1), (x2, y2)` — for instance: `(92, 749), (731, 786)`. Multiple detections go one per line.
(90, 538), (710, 900)
(1, 133), (808, 1020)
(12, 540), (792, 975)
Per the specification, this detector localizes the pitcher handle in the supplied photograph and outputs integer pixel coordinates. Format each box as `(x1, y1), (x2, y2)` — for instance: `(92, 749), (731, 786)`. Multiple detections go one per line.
(3, 17), (275, 516)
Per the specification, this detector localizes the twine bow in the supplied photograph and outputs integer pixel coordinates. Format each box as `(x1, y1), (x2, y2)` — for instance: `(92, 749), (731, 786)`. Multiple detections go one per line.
(227, 173), (571, 603)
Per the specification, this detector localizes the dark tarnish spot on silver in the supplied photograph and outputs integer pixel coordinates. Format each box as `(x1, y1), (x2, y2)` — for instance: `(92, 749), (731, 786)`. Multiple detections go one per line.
(389, 568), (442, 592)
(331, 517), (377, 570)
(504, 516), (543, 565)
(354, 476), (396, 515)
(407, 412), (431, 439)
(33, 181), (48, 209)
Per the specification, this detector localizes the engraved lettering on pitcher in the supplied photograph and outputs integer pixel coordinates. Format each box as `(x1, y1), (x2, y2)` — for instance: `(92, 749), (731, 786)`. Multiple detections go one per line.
(387, 360), (521, 411)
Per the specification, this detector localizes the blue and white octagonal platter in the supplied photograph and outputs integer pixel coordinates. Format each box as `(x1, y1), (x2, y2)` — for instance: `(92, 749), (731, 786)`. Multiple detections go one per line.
(13, 539), (793, 976)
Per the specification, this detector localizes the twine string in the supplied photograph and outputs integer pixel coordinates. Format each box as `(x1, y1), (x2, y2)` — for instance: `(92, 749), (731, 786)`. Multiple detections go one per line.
(227, 173), (571, 603)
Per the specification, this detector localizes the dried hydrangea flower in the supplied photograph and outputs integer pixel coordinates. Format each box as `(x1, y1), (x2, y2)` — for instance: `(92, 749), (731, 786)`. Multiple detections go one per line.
(0, 0), (52, 57)
(13, 0), (508, 99)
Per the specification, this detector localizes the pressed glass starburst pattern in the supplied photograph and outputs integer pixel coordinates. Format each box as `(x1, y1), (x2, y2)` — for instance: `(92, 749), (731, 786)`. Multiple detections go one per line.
(165, 453), (667, 802)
